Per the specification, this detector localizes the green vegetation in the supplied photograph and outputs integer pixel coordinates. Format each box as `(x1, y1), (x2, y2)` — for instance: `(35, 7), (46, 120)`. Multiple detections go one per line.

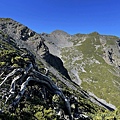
(0, 18), (11, 21)
(89, 32), (100, 36)
(61, 34), (120, 107)
(104, 35), (119, 45)
(91, 107), (120, 120)
(0, 62), (6, 67)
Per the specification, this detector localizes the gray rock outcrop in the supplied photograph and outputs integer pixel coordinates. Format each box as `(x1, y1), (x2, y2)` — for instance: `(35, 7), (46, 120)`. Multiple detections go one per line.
(0, 18), (71, 80)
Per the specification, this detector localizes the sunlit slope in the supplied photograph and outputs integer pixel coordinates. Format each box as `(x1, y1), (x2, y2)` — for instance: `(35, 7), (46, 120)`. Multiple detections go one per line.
(61, 32), (120, 106)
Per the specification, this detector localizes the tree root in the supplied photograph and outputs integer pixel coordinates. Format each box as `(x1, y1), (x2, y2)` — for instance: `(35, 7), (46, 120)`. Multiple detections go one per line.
(0, 55), (73, 120)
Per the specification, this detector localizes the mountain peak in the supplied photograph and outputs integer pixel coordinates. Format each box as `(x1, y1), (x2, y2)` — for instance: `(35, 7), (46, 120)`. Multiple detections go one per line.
(89, 31), (100, 36)
(51, 30), (69, 35)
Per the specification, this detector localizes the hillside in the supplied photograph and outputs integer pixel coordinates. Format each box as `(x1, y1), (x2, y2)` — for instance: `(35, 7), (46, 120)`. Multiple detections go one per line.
(42, 31), (120, 108)
(0, 18), (120, 120)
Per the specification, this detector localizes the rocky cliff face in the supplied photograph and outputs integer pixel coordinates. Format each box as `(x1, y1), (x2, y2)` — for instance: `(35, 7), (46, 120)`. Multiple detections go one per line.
(0, 18), (71, 80)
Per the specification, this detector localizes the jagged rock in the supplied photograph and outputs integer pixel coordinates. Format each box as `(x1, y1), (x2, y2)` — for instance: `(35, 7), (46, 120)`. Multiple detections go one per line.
(0, 18), (71, 80)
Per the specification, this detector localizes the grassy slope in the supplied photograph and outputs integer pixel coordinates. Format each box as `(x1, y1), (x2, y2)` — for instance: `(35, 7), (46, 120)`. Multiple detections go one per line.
(61, 33), (120, 107)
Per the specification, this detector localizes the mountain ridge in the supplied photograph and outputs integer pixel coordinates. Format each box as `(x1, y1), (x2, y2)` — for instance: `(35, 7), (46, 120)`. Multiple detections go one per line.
(0, 18), (71, 80)
(0, 18), (120, 119)
(42, 29), (120, 107)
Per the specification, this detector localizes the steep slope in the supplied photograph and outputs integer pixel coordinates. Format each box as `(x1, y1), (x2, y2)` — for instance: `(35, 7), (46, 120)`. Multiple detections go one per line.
(0, 18), (71, 80)
(42, 31), (120, 108)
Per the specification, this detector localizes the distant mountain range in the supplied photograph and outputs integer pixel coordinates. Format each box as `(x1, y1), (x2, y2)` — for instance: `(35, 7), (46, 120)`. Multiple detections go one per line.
(0, 18), (120, 119)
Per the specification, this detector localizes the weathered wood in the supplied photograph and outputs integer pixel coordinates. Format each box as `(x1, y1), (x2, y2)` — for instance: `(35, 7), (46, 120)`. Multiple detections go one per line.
(0, 68), (23, 87)
(0, 49), (73, 120)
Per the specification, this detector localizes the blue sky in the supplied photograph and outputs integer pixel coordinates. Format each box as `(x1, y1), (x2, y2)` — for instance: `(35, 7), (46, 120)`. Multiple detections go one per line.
(1, 0), (120, 36)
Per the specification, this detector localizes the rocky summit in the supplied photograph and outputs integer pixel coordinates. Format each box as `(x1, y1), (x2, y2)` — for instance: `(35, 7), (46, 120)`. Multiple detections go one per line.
(0, 18), (120, 120)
